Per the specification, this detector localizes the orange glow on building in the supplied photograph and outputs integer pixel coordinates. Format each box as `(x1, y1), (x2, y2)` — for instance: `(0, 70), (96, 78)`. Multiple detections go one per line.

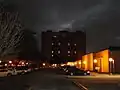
(94, 50), (109, 72)
(67, 62), (74, 66)
(73, 47), (120, 73)
(79, 53), (94, 71)
(82, 55), (88, 70)
(87, 53), (93, 71)
(75, 60), (81, 68)
(74, 50), (109, 72)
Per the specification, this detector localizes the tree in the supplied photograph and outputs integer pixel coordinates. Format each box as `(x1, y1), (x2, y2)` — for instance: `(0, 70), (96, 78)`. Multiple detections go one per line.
(0, 4), (24, 60)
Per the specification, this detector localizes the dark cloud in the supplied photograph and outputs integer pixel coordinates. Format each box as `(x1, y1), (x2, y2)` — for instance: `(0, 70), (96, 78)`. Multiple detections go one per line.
(2, 0), (120, 52)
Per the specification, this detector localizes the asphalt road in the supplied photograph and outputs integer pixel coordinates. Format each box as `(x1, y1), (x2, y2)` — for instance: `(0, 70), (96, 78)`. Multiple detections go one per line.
(0, 69), (80, 90)
(70, 76), (120, 90)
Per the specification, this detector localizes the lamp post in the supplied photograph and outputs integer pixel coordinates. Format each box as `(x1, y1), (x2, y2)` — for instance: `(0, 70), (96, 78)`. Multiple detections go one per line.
(109, 58), (114, 75)
(94, 59), (97, 63)
(112, 59), (115, 73)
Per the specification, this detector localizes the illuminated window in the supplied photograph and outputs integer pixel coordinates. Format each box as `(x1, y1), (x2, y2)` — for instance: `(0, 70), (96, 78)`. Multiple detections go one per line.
(68, 51), (70, 53)
(52, 55), (54, 57)
(58, 51), (60, 54)
(58, 42), (61, 45)
(74, 44), (76, 46)
(68, 43), (70, 46)
(74, 51), (76, 54)
(68, 55), (70, 56)
(52, 43), (54, 45)
(52, 51), (54, 53)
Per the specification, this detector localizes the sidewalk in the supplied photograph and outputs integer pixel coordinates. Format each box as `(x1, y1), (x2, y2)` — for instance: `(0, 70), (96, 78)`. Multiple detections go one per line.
(91, 72), (120, 77)
(90, 72), (109, 76)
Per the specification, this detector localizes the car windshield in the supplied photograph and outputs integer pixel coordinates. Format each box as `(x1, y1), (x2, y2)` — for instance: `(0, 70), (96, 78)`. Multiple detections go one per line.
(68, 67), (82, 71)
(16, 66), (28, 70)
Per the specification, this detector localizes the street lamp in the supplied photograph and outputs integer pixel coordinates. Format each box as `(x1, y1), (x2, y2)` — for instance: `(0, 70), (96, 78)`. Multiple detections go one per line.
(94, 59), (97, 63)
(109, 58), (113, 62)
(109, 58), (114, 75)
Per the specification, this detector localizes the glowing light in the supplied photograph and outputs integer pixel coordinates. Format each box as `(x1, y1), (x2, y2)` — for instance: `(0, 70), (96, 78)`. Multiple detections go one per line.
(79, 61), (81, 64)
(68, 51), (70, 53)
(5, 64), (7, 66)
(74, 62), (77, 65)
(0, 60), (1, 63)
(68, 55), (70, 56)
(94, 59), (97, 63)
(67, 62), (74, 66)
(61, 64), (65, 66)
(87, 71), (90, 73)
(83, 61), (86, 64)
(58, 42), (61, 45)
(58, 51), (60, 54)
(109, 58), (113, 62)
(26, 63), (28, 65)
(53, 36), (57, 38)
(54, 64), (57, 67)
(71, 63), (74, 66)
(22, 62), (24, 65)
(68, 43), (70, 46)
(43, 63), (45, 66)
(52, 51), (54, 53)
(74, 51), (76, 54)
(9, 61), (12, 64)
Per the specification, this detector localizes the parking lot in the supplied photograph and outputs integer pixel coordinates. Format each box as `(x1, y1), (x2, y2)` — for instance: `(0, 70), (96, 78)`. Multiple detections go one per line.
(0, 68), (80, 90)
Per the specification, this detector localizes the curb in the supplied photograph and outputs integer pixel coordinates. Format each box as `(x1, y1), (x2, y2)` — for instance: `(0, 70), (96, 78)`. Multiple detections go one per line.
(72, 81), (88, 90)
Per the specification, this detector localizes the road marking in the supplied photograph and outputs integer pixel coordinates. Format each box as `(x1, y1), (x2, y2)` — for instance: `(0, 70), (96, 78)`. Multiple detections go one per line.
(72, 81), (88, 90)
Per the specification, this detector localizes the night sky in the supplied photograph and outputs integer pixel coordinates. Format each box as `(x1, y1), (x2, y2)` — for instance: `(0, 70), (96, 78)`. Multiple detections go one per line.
(2, 0), (120, 52)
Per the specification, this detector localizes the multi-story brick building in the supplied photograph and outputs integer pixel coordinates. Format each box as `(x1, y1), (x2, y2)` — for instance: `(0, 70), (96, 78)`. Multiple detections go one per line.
(41, 30), (86, 64)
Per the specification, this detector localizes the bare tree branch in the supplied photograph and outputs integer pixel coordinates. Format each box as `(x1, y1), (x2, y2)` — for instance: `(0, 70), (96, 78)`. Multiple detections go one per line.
(0, 4), (24, 60)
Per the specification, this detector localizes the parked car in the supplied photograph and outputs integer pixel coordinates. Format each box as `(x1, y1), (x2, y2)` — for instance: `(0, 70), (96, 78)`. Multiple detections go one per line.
(16, 66), (32, 74)
(23, 66), (32, 73)
(15, 67), (25, 75)
(0, 68), (17, 77)
(65, 67), (90, 76)
(62, 66), (76, 72)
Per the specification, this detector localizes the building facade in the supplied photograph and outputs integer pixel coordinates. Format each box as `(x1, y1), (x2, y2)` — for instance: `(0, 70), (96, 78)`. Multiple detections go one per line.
(41, 30), (86, 64)
(75, 47), (120, 73)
